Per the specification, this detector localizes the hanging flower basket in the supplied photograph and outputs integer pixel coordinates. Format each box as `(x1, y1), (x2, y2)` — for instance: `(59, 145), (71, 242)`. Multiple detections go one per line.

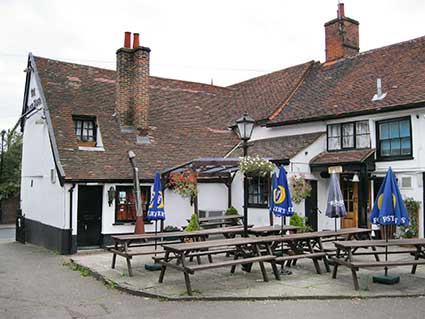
(167, 170), (198, 199)
(289, 174), (312, 204)
(239, 155), (274, 177)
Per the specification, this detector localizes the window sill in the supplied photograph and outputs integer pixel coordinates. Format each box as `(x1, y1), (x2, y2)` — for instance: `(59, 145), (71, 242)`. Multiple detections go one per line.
(78, 146), (105, 152)
(376, 156), (413, 162)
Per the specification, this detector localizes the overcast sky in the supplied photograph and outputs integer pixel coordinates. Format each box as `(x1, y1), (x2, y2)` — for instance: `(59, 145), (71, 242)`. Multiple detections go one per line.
(1, 0), (425, 130)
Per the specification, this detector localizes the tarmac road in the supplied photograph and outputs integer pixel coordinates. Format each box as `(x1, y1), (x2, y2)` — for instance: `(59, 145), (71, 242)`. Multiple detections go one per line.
(0, 226), (15, 240)
(1, 240), (425, 319)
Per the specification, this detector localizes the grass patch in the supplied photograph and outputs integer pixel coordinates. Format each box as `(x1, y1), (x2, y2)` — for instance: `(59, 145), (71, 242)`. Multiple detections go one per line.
(68, 262), (91, 277)
(179, 289), (202, 296)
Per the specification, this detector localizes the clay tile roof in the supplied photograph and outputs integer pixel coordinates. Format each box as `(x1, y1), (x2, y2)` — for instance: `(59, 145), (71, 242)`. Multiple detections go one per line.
(271, 36), (425, 125)
(34, 56), (239, 181)
(228, 61), (315, 121)
(310, 149), (375, 166)
(228, 132), (324, 160)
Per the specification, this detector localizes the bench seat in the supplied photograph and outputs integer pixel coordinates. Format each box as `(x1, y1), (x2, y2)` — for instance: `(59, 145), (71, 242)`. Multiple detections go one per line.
(350, 260), (425, 269)
(185, 255), (276, 273)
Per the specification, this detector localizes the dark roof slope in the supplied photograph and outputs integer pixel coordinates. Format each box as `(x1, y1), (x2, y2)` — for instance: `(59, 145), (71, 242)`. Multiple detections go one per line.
(34, 57), (239, 181)
(271, 36), (425, 125)
(228, 132), (323, 160)
(228, 61), (314, 121)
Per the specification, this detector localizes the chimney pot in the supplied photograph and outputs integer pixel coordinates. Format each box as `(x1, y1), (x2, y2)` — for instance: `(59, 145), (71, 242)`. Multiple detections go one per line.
(133, 33), (140, 48)
(338, 3), (345, 18)
(124, 31), (131, 48)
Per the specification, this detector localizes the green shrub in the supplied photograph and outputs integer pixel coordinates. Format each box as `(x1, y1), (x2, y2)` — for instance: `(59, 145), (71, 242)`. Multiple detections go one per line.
(289, 212), (312, 232)
(400, 197), (419, 238)
(225, 207), (241, 225)
(184, 213), (200, 232)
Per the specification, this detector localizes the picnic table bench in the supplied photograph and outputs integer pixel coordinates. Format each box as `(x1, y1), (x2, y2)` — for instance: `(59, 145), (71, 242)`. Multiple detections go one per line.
(331, 239), (425, 290)
(109, 225), (249, 276)
(158, 236), (280, 295)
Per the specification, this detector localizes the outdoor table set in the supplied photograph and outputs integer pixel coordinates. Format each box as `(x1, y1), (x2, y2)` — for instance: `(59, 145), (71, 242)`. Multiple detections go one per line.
(109, 225), (251, 276)
(155, 227), (374, 295)
(331, 238), (425, 290)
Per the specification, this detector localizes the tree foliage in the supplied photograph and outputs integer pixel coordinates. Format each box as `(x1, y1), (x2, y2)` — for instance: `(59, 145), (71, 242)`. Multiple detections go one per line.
(0, 130), (22, 200)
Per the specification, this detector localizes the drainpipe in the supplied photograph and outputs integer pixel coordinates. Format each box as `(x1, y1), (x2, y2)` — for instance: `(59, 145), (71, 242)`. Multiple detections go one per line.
(68, 183), (76, 254)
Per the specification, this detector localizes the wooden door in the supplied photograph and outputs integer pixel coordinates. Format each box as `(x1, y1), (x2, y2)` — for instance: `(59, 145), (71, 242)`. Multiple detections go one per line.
(304, 180), (318, 231)
(341, 179), (358, 228)
(77, 186), (103, 247)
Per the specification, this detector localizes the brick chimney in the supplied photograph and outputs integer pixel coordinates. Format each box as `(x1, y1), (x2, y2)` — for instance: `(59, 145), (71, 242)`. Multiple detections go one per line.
(116, 32), (150, 135)
(324, 3), (359, 62)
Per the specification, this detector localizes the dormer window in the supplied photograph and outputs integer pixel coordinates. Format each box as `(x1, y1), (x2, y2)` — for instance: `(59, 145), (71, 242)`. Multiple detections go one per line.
(73, 116), (97, 146)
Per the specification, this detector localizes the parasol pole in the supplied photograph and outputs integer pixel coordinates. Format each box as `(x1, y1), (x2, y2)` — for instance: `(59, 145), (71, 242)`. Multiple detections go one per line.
(154, 220), (158, 255)
(281, 216), (284, 272)
(385, 225), (389, 276)
(128, 151), (145, 234)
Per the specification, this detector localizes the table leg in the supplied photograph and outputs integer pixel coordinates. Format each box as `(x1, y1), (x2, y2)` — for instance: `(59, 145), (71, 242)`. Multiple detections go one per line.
(180, 253), (193, 296)
(126, 257), (133, 277)
(111, 242), (118, 269)
(332, 248), (341, 279)
(264, 243), (280, 280)
(351, 268), (360, 290)
(411, 245), (421, 274)
(159, 251), (170, 283)
(317, 238), (330, 272)
(307, 240), (321, 274)
(184, 272), (193, 296)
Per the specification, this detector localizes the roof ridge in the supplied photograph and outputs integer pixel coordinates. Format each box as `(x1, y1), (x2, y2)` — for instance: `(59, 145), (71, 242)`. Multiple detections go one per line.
(227, 60), (316, 88)
(321, 35), (425, 66)
(34, 55), (231, 93)
(268, 61), (317, 121)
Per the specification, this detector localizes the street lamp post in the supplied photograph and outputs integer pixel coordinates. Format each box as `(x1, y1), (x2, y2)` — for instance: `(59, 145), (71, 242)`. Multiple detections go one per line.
(236, 113), (255, 237)
(0, 130), (6, 183)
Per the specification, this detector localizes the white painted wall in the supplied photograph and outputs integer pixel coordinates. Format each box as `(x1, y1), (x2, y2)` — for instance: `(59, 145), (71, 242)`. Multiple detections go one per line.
(21, 73), (67, 230)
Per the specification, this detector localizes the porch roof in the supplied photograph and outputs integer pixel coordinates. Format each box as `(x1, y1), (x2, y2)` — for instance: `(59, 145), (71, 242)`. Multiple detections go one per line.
(310, 149), (375, 173)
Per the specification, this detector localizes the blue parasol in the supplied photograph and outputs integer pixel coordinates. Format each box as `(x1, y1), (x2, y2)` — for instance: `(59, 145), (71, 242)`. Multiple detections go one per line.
(370, 167), (409, 281)
(269, 172), (277, 223)
(147, 172), (165, 253)
(272, 165), (294, 218)
(272, 165), (294, 274)
(325, 172), (347, 231)
(147, 172), (165, 221)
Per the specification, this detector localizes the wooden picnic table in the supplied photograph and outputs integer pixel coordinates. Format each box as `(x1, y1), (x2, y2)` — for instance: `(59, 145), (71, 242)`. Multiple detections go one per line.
(248, 225), (300, 236)
(109, 225), (251, 276)
(158, 236), (280, 295)
(188, 214), (243, 229)
(331, 238), (425, 290)
(259, 228), (375, 273)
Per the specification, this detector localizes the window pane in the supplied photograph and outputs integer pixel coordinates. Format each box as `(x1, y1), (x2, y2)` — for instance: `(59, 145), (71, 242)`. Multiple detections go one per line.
(389, 122), (399, 138)
(381, 140), (391, 156)
(356, 121), (369, 134)
(328, 137), (341, 150)
(390, 139), (401, 156)
(343, 136), (354, 148)
(400, 120), (410, 138)
(356, 135), (370, 148)
(248, 176), (269, 205)
(328, 124), (340, 137)
(342, 123), (354, 136)
(380, 123), (389, 139)
(401, 137), (411, 155)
